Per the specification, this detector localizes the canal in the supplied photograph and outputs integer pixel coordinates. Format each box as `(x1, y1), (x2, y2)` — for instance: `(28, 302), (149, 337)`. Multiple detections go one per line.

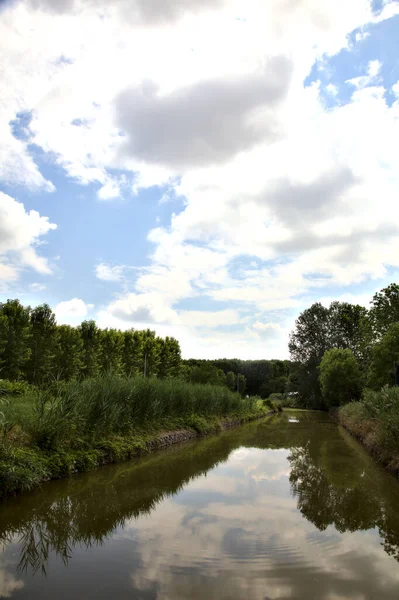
(1, 411), (399, 599)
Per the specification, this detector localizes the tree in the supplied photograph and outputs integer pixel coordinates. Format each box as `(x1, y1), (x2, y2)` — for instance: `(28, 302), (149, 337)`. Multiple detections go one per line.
(368, 323), (399, 390)
(226, 371), (236, 391)
(0, 299), (31, 380)
(0, 315), (9, 373)
(319, 348), (362, 408)
(289, 303), (330, 405)
(141, 330), (160, 377)
(190, 364), (226, 386)
(54, 325), (84, 380)
(369, 284), (399, 339)
(99, 328), (124, 374)
(329, 301), (369, 362)
(236, 373), (247, 396)
(157, 337), (181, 378)
(26, 304), (58, 385)
(79, 320), (101, 378)
(122, 330), (143, 377)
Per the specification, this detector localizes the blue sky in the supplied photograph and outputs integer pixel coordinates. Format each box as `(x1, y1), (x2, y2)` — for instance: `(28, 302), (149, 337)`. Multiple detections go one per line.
(1, 0), (399, 358)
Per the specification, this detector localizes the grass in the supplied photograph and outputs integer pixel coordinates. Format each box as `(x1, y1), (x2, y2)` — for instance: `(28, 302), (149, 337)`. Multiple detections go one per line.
(0, 375), (267, 498)
(338, 386), (399, 473)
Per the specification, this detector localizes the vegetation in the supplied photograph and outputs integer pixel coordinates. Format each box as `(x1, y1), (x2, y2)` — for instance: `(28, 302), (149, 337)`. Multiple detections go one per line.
(319, 348), (362, 407)
(338, 387), (399, 472)
(0, 299), (182, 385)
(288, 283), (399, 410)
(183, 358), (290, 397)
(0, 374), (266, 497)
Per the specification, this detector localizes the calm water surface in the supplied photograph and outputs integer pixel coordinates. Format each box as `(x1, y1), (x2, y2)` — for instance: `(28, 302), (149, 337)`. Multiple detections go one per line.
(1, 411), (399, 599)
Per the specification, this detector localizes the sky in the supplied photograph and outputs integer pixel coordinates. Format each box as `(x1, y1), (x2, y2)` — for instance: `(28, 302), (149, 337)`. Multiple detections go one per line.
(0, 0), (399, 359)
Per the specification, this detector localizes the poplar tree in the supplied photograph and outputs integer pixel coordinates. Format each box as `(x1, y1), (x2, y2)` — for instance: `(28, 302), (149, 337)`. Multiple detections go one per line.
(0, 299), (31, 381)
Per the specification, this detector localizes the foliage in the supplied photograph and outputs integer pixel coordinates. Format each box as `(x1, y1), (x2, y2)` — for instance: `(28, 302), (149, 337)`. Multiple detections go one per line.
(339, 386), (399, 466)
(368, 323), (399, 390)
(226, 371), (236, 391)
(0, 379), (30, 396)
(189, 364), (227, 387)
(369, 283), (399, 339)
(183, 358), (291, 397)
(79, 320), (101, 378)
(99, 328), (124, 375)
(0, 376), (264, 497)
(319, 348), (362, 407)
(54, 325), (84, 380)
(0, 299), (31, 380)
(26, 304), (58, 385)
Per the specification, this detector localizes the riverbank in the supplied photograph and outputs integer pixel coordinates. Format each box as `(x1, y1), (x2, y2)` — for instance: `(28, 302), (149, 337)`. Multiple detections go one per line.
(0, 375), (269, 498)
(335, 390), (399, 477)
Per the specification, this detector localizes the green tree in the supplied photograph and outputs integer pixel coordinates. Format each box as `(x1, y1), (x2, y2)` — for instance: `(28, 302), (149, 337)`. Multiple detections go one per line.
(226, 371), (236, 391)
(319, 348), (362, 407)
(369, 284), (399, 339)
(0, 314), (9, 373)
(236, 373), (247, 396)
(368, 323), (399, 390)
(54, 325), (84, 380)
(141, 330), (160, 377)
(190, 364), (226, 386)
(289, 303), (330, 406)
(157, 337), (181, 378)
(122, 329), (143, 377)
(26, 304), (58, 385)
(79, 320), (101, 378)
(0, 299), (31, 380)
(99, 328), (124, 374)
(329, 301), (369, 362)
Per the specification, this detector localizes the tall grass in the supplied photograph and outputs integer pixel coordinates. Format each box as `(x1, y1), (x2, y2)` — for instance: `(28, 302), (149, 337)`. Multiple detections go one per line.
(339, 386), (399, 463)
(2, 375), (256, 450)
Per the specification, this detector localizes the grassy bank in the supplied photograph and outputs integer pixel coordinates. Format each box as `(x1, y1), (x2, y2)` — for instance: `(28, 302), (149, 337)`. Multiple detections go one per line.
(337, 386), (399, 475)
(0, 375), (266, 498)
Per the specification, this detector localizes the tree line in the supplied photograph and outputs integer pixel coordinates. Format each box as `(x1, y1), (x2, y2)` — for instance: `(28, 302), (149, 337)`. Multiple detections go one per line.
(182, 358), (292, 397)
(289, 283), (399, 409)
(0, 299), (181, 385)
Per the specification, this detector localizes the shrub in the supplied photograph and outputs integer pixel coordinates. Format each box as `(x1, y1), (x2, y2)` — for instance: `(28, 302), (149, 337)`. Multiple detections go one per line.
(0, 379), (30, 396)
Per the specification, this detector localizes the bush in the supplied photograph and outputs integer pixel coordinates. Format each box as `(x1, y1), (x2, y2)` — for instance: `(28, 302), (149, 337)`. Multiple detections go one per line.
(362, 386), (399, 452)
(0, 379), (30, 396)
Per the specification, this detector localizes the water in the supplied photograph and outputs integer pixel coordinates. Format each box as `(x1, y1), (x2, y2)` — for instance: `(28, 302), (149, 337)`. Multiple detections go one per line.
(1, 411), (399, 599)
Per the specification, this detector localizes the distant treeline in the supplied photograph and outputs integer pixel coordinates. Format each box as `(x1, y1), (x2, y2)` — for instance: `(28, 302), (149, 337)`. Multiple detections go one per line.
(182, 358), (292, 397)
(0, 299), (181, 385)
(289, 283), (399, 410)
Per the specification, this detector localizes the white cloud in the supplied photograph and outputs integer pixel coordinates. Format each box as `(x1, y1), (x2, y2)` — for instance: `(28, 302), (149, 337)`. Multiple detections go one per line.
(179, 309), (241, 328)
(106, 293), (179, 325)
(29, 282), (47, 291)
(95, 263), (125, 282)
(346, 59), (382, 89)
(55, 298), (91, 324)
(0, 192), (56, 286)
(355, 30), (370, 43)
(2, 0), (399, 357)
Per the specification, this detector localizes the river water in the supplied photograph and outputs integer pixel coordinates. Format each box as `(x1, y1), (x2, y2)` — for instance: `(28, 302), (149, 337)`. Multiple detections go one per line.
(1, 411), (399, 599)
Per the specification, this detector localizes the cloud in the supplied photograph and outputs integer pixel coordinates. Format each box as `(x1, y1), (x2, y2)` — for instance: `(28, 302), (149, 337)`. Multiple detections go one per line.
(179, 309), (241, 328)
(0, 192), (56, 285)
(55, 298), (91, 324)
(263, 167), (359, 228)
(29, 282), (47, 291)
(116, 57), (293, 170)
(24, 0), (227, 24)
(95, 263), (125, 282)
(107, 293), (179, 325)
(346, 59), (382, 89)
